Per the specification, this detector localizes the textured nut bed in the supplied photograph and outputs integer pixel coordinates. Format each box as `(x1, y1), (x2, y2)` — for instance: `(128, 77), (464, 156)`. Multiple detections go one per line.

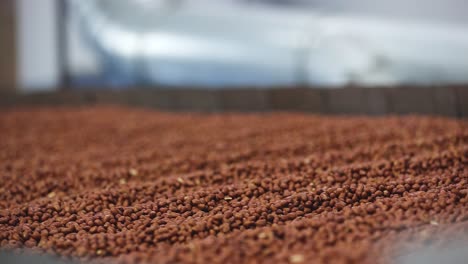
(0, 107), (467, 263)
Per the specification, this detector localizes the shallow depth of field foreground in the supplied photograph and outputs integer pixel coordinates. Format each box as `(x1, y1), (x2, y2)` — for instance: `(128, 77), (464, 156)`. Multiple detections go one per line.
(0, 107), (467, 264)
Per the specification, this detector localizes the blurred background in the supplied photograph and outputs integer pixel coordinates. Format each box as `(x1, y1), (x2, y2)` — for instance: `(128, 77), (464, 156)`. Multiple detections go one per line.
(0, 0), (467, 115)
